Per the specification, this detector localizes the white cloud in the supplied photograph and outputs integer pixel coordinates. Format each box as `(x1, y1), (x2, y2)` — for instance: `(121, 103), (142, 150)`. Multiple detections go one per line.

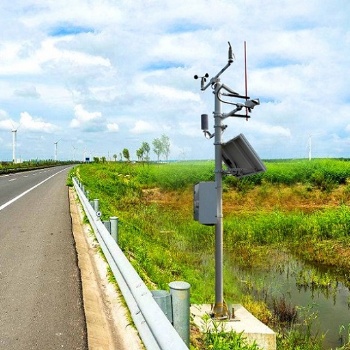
(0, 110), (16, 131)
(70, 104), (104, 130)
(130, 120), (154, 134)
(14, 85), (40, 99)
(107, 123), (119, 132)
(250, 121), (292, 138)
(0, 0), (350, 160)
(19, 112), (59, 133)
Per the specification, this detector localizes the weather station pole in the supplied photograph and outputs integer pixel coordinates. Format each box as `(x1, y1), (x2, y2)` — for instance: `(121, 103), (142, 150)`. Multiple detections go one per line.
(213, 80), (225, 316)
(194, 42), (265, 319)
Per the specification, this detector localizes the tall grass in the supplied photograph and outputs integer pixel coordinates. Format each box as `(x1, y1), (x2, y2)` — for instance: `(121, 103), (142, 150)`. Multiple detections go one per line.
(75, 160), (350, 283)
(224, 205), (350, 244)
(74, 160), (350, 349)
(77, 158), (350, 190)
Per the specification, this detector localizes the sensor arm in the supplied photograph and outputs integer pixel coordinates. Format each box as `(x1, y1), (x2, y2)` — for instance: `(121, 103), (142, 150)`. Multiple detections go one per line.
(201, 62), (231, 91)
(222, 104), (244, 119)
(201, 42), (234, 91)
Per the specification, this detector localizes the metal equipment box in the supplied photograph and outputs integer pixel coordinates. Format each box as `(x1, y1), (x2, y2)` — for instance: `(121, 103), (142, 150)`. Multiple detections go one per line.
(194, 181), (216, 225)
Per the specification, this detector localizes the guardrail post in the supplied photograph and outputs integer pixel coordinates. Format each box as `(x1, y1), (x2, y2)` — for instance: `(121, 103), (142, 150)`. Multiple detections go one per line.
(110, 216), (118, 243)
(103, 221), (111, 232)
(151, 290), (173, 323)
(169, 281), (191, 347)
(86, 190), (90, 200)
(93, 199), (99, 212)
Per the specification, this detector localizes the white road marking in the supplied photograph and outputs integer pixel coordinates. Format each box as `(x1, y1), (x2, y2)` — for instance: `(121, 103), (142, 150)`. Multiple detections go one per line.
(8, 179), (16, 182)
(0, 168), (67, 212)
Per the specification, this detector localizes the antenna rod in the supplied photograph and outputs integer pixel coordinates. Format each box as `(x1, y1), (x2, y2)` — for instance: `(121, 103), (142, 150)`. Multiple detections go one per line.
(201, 42), (234, 91)
(244, 41), (248, 120)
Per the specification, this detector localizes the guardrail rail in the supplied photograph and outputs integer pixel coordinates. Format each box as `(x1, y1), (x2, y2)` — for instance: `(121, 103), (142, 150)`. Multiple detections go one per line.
(73, 177), (188, 350)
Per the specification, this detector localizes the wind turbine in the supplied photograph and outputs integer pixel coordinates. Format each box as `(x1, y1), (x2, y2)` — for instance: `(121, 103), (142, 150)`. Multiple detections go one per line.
(308, 135), (312, 161)
(11, 123), (20, 163)
(307, 133), (321, 160)
(71, 144), (79, 162)
(54, 139), (61, 161)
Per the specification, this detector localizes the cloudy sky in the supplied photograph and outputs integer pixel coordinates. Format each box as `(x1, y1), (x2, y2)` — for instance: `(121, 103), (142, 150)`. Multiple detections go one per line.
(0, 0), (349, 161)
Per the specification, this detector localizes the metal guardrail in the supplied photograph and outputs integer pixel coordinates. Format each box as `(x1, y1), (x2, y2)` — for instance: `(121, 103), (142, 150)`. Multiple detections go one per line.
(73, 177), (188, 350)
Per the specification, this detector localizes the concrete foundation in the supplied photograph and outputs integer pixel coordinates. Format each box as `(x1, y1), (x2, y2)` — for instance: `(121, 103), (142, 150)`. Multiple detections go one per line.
(191, 304), (276, 350)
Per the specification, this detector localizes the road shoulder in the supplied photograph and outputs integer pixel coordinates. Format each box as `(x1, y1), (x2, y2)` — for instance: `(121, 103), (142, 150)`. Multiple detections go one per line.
(69, 187), (144, 350)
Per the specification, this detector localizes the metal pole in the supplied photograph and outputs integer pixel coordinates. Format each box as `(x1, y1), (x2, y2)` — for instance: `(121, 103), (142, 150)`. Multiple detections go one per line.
(213, 80), (226, 318)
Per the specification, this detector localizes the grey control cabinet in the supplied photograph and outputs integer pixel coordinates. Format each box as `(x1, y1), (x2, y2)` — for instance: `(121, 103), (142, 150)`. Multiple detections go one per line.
(194, 181), (216, 225)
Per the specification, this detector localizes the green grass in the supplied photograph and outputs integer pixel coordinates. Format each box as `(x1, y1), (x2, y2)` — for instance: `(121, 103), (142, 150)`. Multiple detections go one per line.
(73, 160), (350, 349)
(73, 160), (350, 289)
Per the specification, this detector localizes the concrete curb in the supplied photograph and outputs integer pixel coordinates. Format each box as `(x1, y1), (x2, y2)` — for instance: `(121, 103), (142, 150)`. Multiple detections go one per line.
(69, 188), (143, 350)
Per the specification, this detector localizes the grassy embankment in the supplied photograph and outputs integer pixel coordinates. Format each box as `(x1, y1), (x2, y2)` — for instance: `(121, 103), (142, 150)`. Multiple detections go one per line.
(73, 159), (350, 350)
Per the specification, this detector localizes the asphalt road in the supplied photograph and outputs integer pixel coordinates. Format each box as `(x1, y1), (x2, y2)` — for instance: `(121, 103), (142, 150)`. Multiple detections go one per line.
(0, 166), (88, 350)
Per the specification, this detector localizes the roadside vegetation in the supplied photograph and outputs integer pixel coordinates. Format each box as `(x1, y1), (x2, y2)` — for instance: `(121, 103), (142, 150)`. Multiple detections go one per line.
(72, 158), (350, 350)
(0, 160), (76, 174)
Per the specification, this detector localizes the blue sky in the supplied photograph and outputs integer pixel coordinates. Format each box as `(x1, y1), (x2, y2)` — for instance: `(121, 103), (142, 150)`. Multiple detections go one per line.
(0, 0), (349, 161)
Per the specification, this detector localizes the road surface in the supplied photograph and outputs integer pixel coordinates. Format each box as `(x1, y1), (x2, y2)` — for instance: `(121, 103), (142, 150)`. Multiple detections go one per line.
(0, 166), (88, 350)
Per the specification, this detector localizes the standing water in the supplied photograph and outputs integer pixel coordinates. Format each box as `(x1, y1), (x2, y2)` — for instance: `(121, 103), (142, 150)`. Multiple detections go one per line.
(231, 250), (350, 349)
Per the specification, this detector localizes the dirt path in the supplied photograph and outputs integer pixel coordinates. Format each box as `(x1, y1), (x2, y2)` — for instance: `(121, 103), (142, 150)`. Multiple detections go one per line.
(69, 188), (144, 350)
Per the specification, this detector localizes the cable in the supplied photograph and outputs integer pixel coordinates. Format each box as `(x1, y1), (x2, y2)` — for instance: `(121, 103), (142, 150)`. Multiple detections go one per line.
(216, 85), (242, 107)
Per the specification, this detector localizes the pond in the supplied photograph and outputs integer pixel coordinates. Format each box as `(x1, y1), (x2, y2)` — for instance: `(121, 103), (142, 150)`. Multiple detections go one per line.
(230, 250), (350, 349)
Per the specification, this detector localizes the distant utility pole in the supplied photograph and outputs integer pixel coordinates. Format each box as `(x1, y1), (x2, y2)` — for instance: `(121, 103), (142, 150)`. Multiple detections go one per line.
(194, 42), (264, 319)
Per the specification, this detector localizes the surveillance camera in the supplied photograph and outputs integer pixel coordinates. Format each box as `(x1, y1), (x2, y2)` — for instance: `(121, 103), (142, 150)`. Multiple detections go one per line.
(245, 99), (260, 109)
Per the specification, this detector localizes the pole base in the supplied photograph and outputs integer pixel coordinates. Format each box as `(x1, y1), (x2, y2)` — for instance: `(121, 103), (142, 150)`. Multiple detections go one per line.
(210, 301), (233, 320)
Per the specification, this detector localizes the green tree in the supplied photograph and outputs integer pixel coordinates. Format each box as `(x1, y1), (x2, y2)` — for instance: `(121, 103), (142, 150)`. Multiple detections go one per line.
(136, 148), (144, 161)
(141, 142), (150, 161)
(152, 138), (163, 162)
(122, 148), (130, 162)
(113, 154), (117, 162)
(161, 134), (170, 161)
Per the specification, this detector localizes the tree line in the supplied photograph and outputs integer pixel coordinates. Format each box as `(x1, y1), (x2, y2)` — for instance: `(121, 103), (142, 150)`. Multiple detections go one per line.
(93, 134), (171, 163)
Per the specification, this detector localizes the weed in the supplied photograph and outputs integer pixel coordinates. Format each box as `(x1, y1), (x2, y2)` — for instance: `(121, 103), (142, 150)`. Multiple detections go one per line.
(241, 295), (272, 325)
(276, 304), (324, 350)
(201, 315), (262, 350)
(337, 324), (350, 349)
(272, 297), (297, 324)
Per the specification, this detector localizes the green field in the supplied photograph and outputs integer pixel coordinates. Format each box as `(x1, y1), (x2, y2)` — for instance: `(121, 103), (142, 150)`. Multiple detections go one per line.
(72, 159), (350, 350)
